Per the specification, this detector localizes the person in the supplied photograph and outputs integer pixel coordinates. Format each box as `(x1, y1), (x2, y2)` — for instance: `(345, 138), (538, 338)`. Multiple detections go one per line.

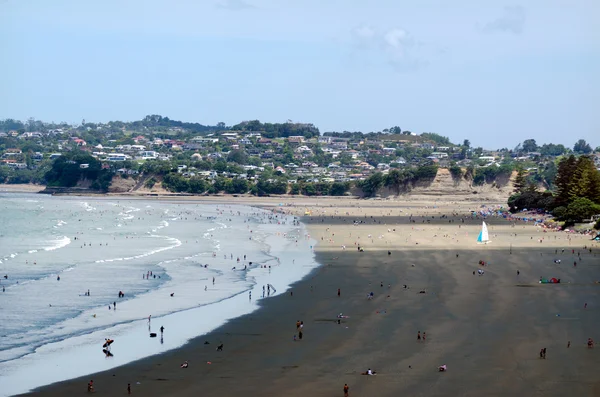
(113, 301), (116, 310)
(344, 383), (349, 396)
(417, 331), (421, 341)
(337, 288), (341, 297)
(438, 365), (447, 372)
(362, 368), (375, 375)
(87, 380), (94, 392)
(180, 361), (188, 368)
(127, 383), (131, 395)
(160, 326), (164, 335)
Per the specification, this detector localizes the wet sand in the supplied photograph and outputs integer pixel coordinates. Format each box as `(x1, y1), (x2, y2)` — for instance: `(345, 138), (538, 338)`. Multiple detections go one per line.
(18, 203), (600, 397)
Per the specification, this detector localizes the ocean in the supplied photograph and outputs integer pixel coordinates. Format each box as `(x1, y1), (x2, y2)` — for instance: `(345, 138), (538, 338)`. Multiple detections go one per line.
(0, 192), (318, 396)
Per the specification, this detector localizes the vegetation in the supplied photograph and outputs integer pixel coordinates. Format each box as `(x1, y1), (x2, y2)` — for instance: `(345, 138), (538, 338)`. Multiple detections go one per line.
(508, 155), (600, 224)
(230, 120), (320, 139)
(44, 151), (113, 191)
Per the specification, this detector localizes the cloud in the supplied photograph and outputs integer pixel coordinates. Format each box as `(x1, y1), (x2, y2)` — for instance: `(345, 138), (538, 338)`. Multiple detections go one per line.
(483, 6), (526, 34)
(216, 0), (255, 11)
(350, 26), (427, 72)
(382, 28), (426, 72)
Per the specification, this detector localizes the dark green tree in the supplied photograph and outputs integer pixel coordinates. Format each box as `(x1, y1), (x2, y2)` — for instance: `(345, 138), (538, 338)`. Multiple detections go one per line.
(573, 139), (592, 154)
(522, 139), (538, 153)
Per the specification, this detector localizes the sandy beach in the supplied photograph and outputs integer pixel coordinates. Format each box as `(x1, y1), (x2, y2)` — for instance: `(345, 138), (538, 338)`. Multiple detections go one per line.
(17, 198), (600, 397)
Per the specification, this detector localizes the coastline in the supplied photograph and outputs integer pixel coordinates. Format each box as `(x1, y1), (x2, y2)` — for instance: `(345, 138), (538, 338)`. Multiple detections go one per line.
(11, 199), (600, 396)
(1, 197), (317, 397)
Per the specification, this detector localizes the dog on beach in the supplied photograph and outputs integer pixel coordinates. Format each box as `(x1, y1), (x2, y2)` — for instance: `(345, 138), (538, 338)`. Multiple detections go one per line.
(216, 343), (224, 351)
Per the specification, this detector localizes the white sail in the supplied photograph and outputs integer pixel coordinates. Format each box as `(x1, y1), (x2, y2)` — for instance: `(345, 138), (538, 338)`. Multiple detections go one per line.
(477, 221), (490, 244)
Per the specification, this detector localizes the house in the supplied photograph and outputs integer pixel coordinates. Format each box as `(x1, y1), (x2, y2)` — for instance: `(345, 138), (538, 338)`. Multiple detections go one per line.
(430, 152), (449, 159)
(19, 131), (43, 139)
(318, 136), (332, 144)
(275, 166), (286, 174)
(107, 154), (129, 161)
(436, 146), (450, 152)
(478, 156), (496, 162)
(139, 151), (158, 160)
(7, 162), (27, 169)
(287, 136), (305, 144)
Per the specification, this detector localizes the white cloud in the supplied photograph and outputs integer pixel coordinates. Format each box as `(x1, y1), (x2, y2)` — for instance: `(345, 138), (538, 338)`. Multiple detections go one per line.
(484, 6), (526, 34)
(216, 0), (255, 11)
(350, 26), (426, 72)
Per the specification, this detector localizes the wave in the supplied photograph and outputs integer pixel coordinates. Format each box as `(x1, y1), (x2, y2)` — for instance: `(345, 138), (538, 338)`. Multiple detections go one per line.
(44, 236), (71, 251)
(81, 202), (96, 212)
(95, 235), (182, 263)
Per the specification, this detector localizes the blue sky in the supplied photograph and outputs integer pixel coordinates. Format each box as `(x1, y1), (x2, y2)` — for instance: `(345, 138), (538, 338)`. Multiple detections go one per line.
(1, 0), (598, 148)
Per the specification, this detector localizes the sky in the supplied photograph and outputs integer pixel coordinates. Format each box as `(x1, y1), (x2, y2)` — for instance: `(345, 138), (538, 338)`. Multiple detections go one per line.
(1, 0), (599, 149)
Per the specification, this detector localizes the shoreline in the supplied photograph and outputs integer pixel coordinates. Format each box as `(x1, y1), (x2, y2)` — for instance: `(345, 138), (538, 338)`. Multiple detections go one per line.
(1, 198), (317, 396)
(11, 199), (600, 396)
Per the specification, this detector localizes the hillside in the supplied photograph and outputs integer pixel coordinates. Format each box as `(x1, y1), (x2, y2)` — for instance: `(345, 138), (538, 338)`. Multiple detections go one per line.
(366, 168), (516, 202)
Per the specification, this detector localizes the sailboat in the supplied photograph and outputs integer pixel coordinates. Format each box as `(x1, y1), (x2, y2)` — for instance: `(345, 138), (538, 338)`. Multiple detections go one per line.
(477, 221), (491, 244)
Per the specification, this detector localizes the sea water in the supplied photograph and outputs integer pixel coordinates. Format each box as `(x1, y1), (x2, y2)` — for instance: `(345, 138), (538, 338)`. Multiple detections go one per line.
(0, 193), (318, 396)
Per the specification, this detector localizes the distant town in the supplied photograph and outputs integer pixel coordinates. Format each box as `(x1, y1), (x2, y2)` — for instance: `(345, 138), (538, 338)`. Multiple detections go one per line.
(0, 115), (598, 198)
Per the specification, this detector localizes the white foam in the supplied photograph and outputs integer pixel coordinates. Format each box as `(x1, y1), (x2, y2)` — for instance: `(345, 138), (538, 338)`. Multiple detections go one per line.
(44, 236), (71, 251)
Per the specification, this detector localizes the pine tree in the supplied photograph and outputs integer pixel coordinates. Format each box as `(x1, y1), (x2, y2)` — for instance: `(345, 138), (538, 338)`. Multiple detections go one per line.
(569, 156), (600, 203)
(554, 155), (577, 207)
(514, 168), (528, 194)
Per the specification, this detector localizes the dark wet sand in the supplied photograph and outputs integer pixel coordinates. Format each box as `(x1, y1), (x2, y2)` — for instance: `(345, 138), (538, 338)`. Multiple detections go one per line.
(19, 215), (600, 397)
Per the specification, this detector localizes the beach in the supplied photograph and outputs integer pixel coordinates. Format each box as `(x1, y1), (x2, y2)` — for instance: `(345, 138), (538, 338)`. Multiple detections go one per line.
(10, 197), (599, 396)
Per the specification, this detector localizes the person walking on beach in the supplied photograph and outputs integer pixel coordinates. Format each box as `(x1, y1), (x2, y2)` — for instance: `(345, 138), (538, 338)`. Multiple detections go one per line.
(417, 331), (421, 341)
(113, 301), (116, 310)
(127, 383), (131, 395)
(337, 288), (341, 297)
(343, 383), (349, 396)
(160, 326), (164, 336)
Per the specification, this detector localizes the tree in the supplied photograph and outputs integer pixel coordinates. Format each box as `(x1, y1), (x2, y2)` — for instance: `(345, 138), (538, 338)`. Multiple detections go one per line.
(384, 169), (403, 195)
(359, 172), (385, 197)
(539, 143), (567, 156)
(514, 168), (528, 194)
(448, 164), (463, 181)
(227, 150), (248, 165)
(568, 156), (600, 203)
(554, 155), (578, 207)
(563, 197), (600, 222)
(522, 139), (538, 153)
(573, 139), (592, 154)
(463, 139), (471, 148)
